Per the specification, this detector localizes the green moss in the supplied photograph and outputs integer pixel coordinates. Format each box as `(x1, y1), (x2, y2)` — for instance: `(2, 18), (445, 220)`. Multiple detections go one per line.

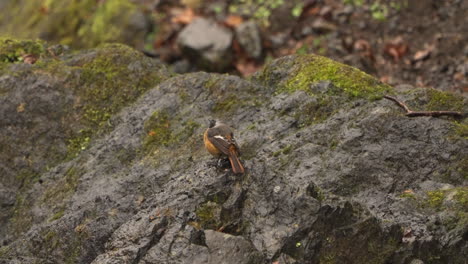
(64, 234), (84, 264)
(273, 144), (293, 157)
(453, 188), (468, 211)
(43, 230), (59, 250)
(425, 89), (464, 112)
(213, 94), (239, 113)
(320, 253), (336, 264)
(10, 193), (33, 235)
(143, 111), (173, 150)
(49, 208), (65, 222)
(279, 55), (392, 99)
(0, 38), (46, 65)
(0, 246), (10, 258)
(453, 122), (468, 139)
(0, 0), (141, 49)
(67, 129), (93, 158)
(78, 0), (137, 47)
(62, 43), (166, 158)
(399, 192), (416, 199)
(426, 190), (445, 209)
(307, 184), (325, 202)
(458, 158), (468, 180)
(42, 166), (81, 203)
(143, 111), (201, 154)
(195, 201), (221, 230)
(246, 124), (256, 130)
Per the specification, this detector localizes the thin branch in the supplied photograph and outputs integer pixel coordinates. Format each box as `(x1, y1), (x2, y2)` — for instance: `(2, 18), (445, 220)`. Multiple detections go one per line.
(383, 95), (464, 118)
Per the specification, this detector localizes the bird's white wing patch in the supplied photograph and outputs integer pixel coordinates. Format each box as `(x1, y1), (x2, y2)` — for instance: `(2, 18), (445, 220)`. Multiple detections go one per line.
(214, 135), (226, 141)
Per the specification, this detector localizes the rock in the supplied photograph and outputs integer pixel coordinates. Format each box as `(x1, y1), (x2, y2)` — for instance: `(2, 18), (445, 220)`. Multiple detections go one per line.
(177, 18), (233, 72)
(203, 230), (263, 264)
(0, 41), (467, 264)
(235, 20), (263, 60)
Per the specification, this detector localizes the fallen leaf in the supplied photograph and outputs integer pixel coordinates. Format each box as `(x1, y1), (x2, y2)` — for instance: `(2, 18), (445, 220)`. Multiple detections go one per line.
(171, 8), (196, 25)
(354, 39), (371, 52)
(403, 189), (414, 194)
(413, 44), (434, 61)
(453, 72), (464, 81)
(235, 60), (260, 77)
(354, 39), (375, 61)
(17, 103), (26, 113)
(224, 15), (243, 28)
(22, 54), (38, 64)
(380, 75), (390, 83)
(384, 36), (409, 61)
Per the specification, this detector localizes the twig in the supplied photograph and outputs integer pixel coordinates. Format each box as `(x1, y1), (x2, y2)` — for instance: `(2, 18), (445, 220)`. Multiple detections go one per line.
(383, 95), (464, 118)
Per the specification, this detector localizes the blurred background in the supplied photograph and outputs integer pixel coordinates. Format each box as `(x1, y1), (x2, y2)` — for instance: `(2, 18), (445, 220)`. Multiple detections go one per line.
(0, 0), (466, 94)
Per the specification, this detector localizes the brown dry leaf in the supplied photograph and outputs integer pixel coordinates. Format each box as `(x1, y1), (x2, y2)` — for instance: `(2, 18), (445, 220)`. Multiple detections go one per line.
(354, 39), (371, 52)
(22, 54), (38, 64)
(235, 60), (260, 77)
(384, 37), (409, 61)
(171, 8), (196, 25)
(354, 39), (375, 61)
(453, 72), (464, 81)
(379, 75), (390, 83)
(413, 44), (434, 61)
(224, 15), (243, 28)
(403, 189), (414, 195)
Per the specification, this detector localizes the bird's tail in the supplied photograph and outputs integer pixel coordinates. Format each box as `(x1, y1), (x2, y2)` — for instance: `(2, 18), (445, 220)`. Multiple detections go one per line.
(228, 150), (245, 174)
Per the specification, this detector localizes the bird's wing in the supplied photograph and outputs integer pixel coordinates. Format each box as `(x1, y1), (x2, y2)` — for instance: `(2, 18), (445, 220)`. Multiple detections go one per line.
(208, 135), (232, 156)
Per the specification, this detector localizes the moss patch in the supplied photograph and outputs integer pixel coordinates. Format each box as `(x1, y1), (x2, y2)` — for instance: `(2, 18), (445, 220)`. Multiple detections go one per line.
(59, 43), (166, 158)
(213, 94), (239, 113)
(143, 111), (201, 155)
(0, 0), (142, 49)
(424, 88), (465, 112)
(273, 144), (293, 157)
(195, 201), (222, 230)
(453, 122), (468, 139)
(0, 38), (46, 65)
(10, 193), (34, 236)
(42, 166), (81, 204)
(278, 54), (392, 99)
(426, 190), (445, 209)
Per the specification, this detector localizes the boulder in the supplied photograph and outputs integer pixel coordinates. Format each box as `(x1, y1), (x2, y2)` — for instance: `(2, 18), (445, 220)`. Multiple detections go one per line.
(177, 18), (233, 72)
(0, 39), (467, 264)
(235, 20), (263, 60)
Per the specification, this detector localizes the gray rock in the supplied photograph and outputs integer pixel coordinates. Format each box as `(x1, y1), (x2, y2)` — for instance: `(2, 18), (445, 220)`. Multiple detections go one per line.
(235, 21), (263, 60)
(203, 230), (263, 264)
(177, 18), (233, 71)
(0, 48), (467, 264)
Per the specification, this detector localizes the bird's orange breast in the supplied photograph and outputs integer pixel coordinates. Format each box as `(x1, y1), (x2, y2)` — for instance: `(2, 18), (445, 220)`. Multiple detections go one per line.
(204, 130), (222, 156)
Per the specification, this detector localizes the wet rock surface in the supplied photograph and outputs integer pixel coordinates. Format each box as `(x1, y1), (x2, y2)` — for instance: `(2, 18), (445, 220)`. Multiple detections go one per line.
(0, 42), (467, 264)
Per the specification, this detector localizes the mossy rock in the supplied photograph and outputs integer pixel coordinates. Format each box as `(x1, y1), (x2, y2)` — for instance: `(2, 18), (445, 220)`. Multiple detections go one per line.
(255, 54), (392, 100)
(0, 0), (147, 49)
(0, 38), (47, 66)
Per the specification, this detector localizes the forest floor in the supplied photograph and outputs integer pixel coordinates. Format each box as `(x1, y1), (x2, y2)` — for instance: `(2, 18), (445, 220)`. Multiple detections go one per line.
(143, 0), (467, 95)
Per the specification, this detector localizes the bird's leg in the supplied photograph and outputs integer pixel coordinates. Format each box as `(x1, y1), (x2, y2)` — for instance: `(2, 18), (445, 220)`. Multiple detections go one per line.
(217, 157), (230, 169)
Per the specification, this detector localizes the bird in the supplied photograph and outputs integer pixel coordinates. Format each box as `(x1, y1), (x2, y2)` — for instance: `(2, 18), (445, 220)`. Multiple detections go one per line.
(203, 120), (245, 174)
